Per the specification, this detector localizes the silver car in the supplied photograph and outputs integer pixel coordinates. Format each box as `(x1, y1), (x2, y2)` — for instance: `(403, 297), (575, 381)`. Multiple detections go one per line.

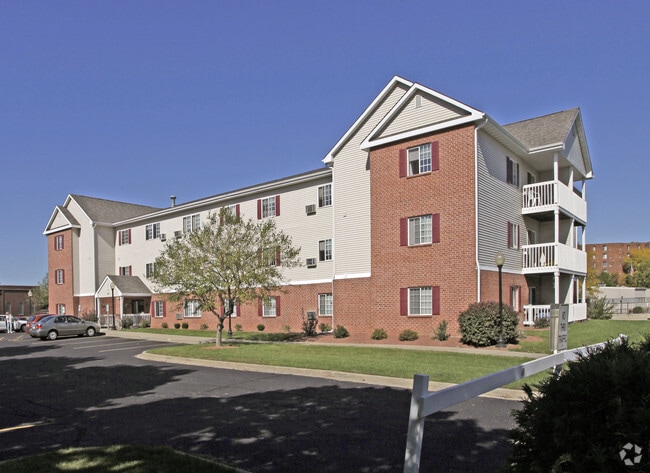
(29, 315), (101, 340)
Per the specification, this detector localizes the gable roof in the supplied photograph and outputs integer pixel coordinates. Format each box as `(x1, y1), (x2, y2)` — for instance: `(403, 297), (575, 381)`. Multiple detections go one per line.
(68, 195), (162, 225)
(97, 275), (152, 297)
(503, 108), (580, 150)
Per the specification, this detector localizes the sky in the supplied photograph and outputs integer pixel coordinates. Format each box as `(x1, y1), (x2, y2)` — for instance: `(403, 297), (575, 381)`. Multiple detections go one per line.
(1, 0), (649, 286)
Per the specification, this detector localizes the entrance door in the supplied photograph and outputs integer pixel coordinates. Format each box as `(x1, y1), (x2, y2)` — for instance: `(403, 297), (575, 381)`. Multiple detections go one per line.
(132, 300), (145, 313)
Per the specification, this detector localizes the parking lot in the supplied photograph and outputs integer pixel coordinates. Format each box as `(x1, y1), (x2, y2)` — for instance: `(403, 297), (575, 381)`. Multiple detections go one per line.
(0, 331), (519, 472)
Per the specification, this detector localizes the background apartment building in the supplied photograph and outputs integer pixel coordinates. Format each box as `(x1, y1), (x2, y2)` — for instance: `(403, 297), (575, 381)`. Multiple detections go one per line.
(44, 76), (593, 336)
(590, 242), (650, 275)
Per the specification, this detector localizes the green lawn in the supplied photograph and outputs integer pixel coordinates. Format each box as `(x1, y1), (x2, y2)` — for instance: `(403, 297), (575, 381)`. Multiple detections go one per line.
(0, 445), (239, 473)
(142, 319), (650, 390)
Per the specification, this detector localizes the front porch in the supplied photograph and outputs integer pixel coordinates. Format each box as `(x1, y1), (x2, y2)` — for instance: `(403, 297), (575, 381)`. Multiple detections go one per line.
(523, 303), (587, 326)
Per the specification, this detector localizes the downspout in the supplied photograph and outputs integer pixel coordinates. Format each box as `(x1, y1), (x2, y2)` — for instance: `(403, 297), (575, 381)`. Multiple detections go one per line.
(474, 117), (489, 302)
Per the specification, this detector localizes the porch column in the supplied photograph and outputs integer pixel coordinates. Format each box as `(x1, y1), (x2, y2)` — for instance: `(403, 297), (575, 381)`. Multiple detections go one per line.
(554, 270), (560, 305)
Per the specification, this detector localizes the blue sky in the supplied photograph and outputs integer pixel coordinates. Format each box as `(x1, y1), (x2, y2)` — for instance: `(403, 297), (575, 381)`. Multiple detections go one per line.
(2, 1), (649, 285)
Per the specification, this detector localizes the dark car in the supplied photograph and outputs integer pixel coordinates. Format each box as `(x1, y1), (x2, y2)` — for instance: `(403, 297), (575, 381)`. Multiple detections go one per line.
(29, 315), (101, 340)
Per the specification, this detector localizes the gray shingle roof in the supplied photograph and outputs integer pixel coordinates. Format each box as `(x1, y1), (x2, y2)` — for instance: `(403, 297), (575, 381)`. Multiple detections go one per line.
(503, 108), (579, 149)
(56, 205), (80, 226)
(70, 195), (162, 224)
(107, 275), (152, 295)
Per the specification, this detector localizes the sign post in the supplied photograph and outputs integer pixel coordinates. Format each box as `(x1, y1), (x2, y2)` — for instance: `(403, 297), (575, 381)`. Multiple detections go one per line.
(550, 304), (569, 353)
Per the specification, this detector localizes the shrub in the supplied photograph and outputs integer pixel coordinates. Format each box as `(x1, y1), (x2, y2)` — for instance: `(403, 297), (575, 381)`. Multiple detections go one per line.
(141, 321), (150, 328)
(434, 320), (449, 341)
(633, 306), (644, 314)
(161, 322), (168, 329)
(199, 324), (209, 331)
(505, 336), (650, 472)
(319, 323), (332, 333)
(333, 325), (349, 339)
(257, 324), (265, 332)
(181, 322), (189, 330)
(121, 317), (134, 329)
(173, 323), (181, 329)
(458, 301), (519, 347)
(533, 316), (550, 329)
(399, 329), (419, 341)
(302, 315), (318, 337)
(371, 328), (388, 340)
(588, 296), (614, 320)
(235, 324), (243, 332)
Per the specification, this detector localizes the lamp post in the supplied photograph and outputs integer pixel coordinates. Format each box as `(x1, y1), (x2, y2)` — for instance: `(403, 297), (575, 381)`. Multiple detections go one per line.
(495, 251), (506, 348)
(28, 290), (33, 316)
(110, 282), (116, 330)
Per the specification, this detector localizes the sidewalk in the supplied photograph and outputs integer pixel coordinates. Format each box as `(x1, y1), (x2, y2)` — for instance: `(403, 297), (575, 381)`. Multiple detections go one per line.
(107, 329), (533, 400)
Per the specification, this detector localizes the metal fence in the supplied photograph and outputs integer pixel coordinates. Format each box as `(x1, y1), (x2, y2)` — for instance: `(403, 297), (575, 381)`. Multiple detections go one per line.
(605, 297), (650, 314)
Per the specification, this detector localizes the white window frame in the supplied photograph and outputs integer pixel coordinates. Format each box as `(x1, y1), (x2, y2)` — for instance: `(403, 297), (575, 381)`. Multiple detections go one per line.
(262, 297), (277, 317)
(153, 301), (164, 318)
(318, 184), (332, 207)
(55, 269), (64, 285)
(184, 300), (201, 318)
(408, 143), (432, 176)
(319, 239), (332, 261)
(146, 263), (155, 279)
(409, 287), (432, 316)
(511, 286), (521, 312)
(262, 197), (276, 218)
(408, 215), (432, 246)
(508, 222), (520, 249)
(119, 266), (131, 276)
(183, 214), (201, 234)
(120, 230), (130, 245)
(318, 293), (333, 316)
(146, 223), (161, 240)
(55, 235), (64, 250)
(56, 304), (66, 315)
(224, 300), (238, 318)
(506, 156), (519, 187)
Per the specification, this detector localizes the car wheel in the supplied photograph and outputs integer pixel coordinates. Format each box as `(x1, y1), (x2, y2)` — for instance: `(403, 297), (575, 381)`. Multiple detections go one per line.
(86, 327), (96, 337)
(47, 330), (58, 341)
(20, 325), (25, 332)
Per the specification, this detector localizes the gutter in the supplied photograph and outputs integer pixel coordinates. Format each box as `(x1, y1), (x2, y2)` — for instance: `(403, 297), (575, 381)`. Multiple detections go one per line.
(474, 117), (489, 301)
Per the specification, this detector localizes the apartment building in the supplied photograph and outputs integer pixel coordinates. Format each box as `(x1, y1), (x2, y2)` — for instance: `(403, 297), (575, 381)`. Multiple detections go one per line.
(44, 76), (593, 335)
(590, 242), (650, 276)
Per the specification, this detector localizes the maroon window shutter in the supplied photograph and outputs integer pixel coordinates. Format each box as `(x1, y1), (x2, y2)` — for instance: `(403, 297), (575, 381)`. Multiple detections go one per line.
(517, 226), (521, 249)
(235, 204), (240, 217)
(507, 222), (512, 248)
(236, 304), (240, 317)
(129, 266), (132, 276)
(400, 288), (408, 316)
(162, 301), (166, 317)
(432, 213), (440, 243)
(62, 270), (65, 284)
(275, 195), (280, 216)
(276, 296), (281, 317)
(400, 218), (408, 246)
(118, 232), (122, 246)
(128, 229), (132, 244)
(431, 141), (440, 171)
(432, 286), (440, 315)
(276, 247), (281, 266)
(506, 157), (512, 183)
(399, 149), (407, 177)
(258, 299), (263, 317)
(257, 199), (262, 219)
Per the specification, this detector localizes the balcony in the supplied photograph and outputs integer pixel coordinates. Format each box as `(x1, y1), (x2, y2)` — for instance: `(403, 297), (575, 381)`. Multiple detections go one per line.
(522, 243), (587, 275)
(522, 181), (587, 224)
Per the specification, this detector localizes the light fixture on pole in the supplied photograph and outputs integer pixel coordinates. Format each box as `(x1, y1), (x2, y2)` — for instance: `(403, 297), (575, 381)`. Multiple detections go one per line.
(495, 251), (506, 348)
(110, 282), (116, 330)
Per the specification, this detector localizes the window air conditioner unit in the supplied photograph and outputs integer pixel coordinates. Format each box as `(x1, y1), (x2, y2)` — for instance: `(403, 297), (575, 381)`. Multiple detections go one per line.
(305, 204), (316, 215)
(306, 258), (317, 268)
(174, 231), (183, 239)
(160, 234), (167, 241)
(306, 310), (317, 320)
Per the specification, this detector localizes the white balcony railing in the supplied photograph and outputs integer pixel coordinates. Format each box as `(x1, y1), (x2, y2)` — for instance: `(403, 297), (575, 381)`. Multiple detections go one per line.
(523, 181), (587, 224)
(522, 243), (587, 274)
(523, 303), (587, 326)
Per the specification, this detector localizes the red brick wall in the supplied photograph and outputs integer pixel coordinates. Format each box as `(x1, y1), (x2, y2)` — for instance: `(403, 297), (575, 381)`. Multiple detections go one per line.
(332, 277), (371, 333)
(368, 125), (478, 337)
(48, 230), (75, 315)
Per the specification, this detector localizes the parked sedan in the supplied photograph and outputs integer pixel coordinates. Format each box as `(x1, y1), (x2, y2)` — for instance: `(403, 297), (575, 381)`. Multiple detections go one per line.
(25, 314), (56, 334)
(29, 315), (101, 341)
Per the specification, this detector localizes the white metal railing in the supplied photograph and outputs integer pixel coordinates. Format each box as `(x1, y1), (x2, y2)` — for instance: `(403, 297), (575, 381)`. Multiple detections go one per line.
(522, 181), (587, 223)
(522, 243), (586, 274)
(524, 303), (587, 325)
(403, 337), (624, 473)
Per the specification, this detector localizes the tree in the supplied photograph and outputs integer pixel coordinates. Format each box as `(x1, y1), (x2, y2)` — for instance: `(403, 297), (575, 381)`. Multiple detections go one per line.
(31, 273), (49, 312)
(151, 210), (301, 346)
(623, 247), (650, 288)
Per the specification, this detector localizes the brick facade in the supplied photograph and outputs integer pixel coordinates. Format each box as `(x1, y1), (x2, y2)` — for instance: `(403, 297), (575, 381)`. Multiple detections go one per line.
(48, 230), (76, 315)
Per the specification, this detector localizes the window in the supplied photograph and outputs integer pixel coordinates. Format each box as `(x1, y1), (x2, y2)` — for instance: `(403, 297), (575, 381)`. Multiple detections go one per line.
(19, 302), (24, 316)
(55, 269), (65, 285)
(319, 239), (332, 261)
(56, 304), (66, 315)
(54, 235), (64, 250)
(119, 266), (132, 276)
(153, 301), (165, 318)
(146, 263), (155, 279)
(506, 156), (519, 187)
(318, 184), (332, 207)
(527, 172), (536, 185)
(119, 229), (131, 245)
(401, 214), (440, 246)
(409, 215), (432, 245)
(258, 196), (280, 219)
(408, 143), (431, 175)
(508, 222), (520, 249)
(184, 300), (201, 318)
(510, 286), (521, 312)
(262, 247), (280, 266)
(319, 294), (333, 316)
(603, 253), (608, 260)
(409, 287), (432, 316)
(146, 223), (161, 240)
(262, 296), (277, 317)
(183, 214), (201, 233)
(224, 300), (238, 317)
